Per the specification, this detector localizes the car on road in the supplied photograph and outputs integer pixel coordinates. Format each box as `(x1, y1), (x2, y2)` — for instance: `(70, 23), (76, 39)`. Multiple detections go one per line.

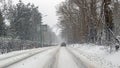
(61, 42), (66, 47)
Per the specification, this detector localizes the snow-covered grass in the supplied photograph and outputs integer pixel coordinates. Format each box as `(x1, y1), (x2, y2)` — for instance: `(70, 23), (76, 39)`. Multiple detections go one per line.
(70, 43), (120, 68)
(0, 37), (41, 54)
(0, 48), (41, 60)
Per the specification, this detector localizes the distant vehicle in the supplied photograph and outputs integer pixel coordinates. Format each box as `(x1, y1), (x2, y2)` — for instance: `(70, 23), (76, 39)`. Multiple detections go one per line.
(61, 42), (66, 47)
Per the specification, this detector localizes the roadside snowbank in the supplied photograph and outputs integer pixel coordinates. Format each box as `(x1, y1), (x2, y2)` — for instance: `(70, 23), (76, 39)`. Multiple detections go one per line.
(7, 47), (59, 68)
(0, 48), (46, 68)
(70, 44), (120, 68)
(0, 48), (36, 60)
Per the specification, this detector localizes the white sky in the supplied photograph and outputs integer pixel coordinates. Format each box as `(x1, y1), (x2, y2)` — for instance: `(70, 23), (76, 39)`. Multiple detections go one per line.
(13, 0), (65, 35)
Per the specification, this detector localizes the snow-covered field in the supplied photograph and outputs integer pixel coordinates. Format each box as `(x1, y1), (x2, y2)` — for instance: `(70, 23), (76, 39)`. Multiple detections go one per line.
(70, 44), (120, 68)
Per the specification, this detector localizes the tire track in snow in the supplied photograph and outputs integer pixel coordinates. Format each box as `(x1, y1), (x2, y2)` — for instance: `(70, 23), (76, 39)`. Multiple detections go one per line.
(0, 48), (41, 61)
(66, 47), (88, 68)
(0, 47), (54, 68)
(43, 47), (60, 68)
(57, 47), (78, 68)
(66, 47), (98, 68)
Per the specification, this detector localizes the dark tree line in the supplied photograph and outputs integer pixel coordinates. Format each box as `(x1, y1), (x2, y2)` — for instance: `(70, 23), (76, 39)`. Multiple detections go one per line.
(0, 0), (42, 41)
(57, 0), (120, 46)
(0, 10), (6, 37)
(0, 0), (59, 54)
(0, 0), (44, 53)
(7, 0), (42, 41)
(0, 0), (40, 54)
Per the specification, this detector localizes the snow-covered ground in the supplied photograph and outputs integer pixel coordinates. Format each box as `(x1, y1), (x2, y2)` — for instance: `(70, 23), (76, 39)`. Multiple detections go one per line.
(0, 44), (120, 68)
(6, 47), (58, 68)
(57, 47), (78, 68)
(0, 48), (41, 60)
(70, 44), (120, 68)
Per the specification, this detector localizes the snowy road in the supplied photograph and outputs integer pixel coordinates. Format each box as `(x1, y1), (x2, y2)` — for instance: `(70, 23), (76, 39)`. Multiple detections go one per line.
(0, 46), (97, 68)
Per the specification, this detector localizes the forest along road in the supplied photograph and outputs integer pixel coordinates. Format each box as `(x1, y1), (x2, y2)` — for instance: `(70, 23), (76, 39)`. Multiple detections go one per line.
(0, 46), (98, 68)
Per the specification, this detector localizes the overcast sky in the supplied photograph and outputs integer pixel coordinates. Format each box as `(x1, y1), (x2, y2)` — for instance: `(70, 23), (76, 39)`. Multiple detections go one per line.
(13, 0), (65, 35)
